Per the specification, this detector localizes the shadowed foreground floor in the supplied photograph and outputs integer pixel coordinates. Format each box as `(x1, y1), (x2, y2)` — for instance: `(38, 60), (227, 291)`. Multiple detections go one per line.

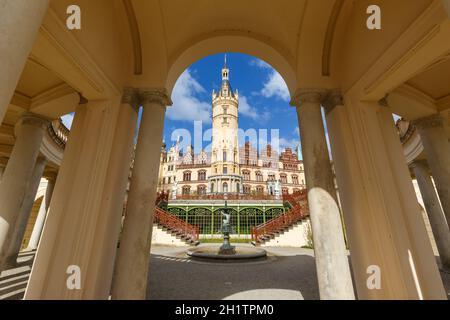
(0, 246), (449, 300)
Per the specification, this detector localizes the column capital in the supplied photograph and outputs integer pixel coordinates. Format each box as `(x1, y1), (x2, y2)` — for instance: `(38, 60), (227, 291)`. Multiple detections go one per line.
(121, 87), (140, 112)
(45, 171), (58, 182)
(378, 95), (389, 107)
(411, 114), (444, 130)
(19, 113), (51, 131)
(139, 88), (173, 107)
(290, 89), (328, 107)
(322, 90), (344, 114)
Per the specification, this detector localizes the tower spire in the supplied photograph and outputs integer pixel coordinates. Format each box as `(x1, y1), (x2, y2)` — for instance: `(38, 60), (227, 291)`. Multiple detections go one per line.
(221, 54), (229, 81)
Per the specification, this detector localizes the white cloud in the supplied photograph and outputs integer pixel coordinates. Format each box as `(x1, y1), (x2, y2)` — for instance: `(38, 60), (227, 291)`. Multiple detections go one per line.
(239, 96), (270, 123)
(61, 113), (74, 129)
(261, 71), (290, 102)
(279, 137), (300, 150)
(166, 69), (211, 123)
(249, 58), (290, 102)
(249, 58), (271, 69)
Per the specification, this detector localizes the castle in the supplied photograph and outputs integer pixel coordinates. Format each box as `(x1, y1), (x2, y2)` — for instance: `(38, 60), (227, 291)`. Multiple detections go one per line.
(157, 57), (306, 198)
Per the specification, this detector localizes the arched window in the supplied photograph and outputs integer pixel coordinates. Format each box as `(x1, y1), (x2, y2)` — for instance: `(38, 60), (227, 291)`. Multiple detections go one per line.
(282, 187), (289, 195)
(182, 186), (191, 195)
(183, 171), (192, 181)
(197, 185), (206, 195)
(256, 171), (263, 182)
(280, 174), (287, 184)
(243, 170), (250, 181)
(198, 170), (206, 181)
(236, 182), (240, 193)
(243, 185), (251, 194)
(211, 182), (215, 193)
(256, 186), (264, 195)
(292, 175), (299, 185)
(223, 182), (228, 193)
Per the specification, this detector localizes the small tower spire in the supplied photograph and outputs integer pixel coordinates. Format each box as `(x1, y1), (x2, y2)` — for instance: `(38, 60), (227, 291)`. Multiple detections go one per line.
(222, 54), (229, 81)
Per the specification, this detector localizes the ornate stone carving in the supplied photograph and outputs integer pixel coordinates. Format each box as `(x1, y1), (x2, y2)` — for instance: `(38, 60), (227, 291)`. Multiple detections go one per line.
(412, 114), (444, 130)
(121, 87), (140, 111)
(139, 88), (173, 107)
(322, 90), (344, 114)
(290, 89), (327, 107)
(46, 171), (58, 182)
(20, 113), (51, 131)
(121, 87), (173, 110)
(378, 95), (389, 107)
(78, 93), (88, 105)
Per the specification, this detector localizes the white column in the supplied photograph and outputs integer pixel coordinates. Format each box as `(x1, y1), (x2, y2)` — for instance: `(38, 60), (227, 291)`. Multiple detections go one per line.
(24, 95), (138, 299)
(26, 172), (57, 251)
(291, 89), (354, 300)
(2, 156), (47, 267)
(412, 114), (450, 228)
(0, 0), (49, 123)
(324, 93), (446, 299)
(411, 160), (450, 270)
(0, 113), (49, 271)
(112, 88), (171, 300)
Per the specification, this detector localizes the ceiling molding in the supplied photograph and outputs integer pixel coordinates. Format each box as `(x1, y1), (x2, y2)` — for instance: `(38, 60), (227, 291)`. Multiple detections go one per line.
(10, 92), (31, 109)
(123, 0), (143, 75)
(437, 94), (450, 111)
(322, 0), (345, 77)
(346, 0), (449, 100)
(30, 8), (121, 100)
(31, 83), (78, 108)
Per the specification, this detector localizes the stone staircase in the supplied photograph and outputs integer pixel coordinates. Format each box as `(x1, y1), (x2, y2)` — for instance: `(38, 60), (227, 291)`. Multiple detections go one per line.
(251, 190), (309, 246)
(153, 207), (200, 246)
(260, 219), (310, 247)
(0, 250), (35, 300)
(152, 223), (200, 246)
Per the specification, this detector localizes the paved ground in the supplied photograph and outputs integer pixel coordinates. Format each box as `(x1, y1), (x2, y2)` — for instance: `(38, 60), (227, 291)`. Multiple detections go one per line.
(147, 244), (450, 300)
(1, 246), (449, 300)
(147, 245), (317, 300)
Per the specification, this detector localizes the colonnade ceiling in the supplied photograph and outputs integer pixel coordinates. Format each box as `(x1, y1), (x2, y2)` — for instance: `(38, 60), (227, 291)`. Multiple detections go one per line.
(406, 58), (450, 111)
(4, 0), (450, 120)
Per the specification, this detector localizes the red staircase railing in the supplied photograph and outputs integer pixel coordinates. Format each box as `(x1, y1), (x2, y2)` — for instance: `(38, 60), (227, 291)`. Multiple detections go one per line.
(154, 207), (200, 242)
(251, 190), (309, 243)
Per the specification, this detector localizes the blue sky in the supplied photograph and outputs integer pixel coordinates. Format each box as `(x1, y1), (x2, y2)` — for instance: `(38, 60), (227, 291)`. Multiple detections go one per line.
(62, 53), (341, 160)
(60, 53), (403, 162)
(163, 53), (302, 157)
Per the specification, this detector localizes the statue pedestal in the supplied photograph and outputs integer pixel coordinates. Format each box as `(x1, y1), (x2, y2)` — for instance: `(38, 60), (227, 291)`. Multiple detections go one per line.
(219, 233), (235, 255)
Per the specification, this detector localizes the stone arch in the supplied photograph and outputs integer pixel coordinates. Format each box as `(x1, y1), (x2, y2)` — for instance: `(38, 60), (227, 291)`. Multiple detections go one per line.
(165, 34), (297, 97)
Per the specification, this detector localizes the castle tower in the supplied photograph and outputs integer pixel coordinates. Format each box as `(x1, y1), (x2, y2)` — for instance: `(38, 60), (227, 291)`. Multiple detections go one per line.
(208, 55), (242, 194)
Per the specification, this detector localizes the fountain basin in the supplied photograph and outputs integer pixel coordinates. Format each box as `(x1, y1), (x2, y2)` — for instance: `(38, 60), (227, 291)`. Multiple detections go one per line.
(187, 245), (267, 261)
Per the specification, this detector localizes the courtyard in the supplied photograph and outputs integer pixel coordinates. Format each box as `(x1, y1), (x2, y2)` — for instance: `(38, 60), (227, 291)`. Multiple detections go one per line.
(147, 245), (450, 300)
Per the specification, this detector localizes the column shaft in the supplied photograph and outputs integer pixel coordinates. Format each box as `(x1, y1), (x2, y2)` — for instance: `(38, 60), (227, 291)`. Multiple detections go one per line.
(412, 161), (450, 270)
(26, 174), (56, 251)
(24, 98), (138, 299)
(0, 114), (48, 270)
(413, 114), (450, 228)
(112, 90), (169, 300)
(3, 156), (46, 266)
(325, 96), (446, 299)
(0, 0), (49, 123)
(293, 90), (355, 300)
